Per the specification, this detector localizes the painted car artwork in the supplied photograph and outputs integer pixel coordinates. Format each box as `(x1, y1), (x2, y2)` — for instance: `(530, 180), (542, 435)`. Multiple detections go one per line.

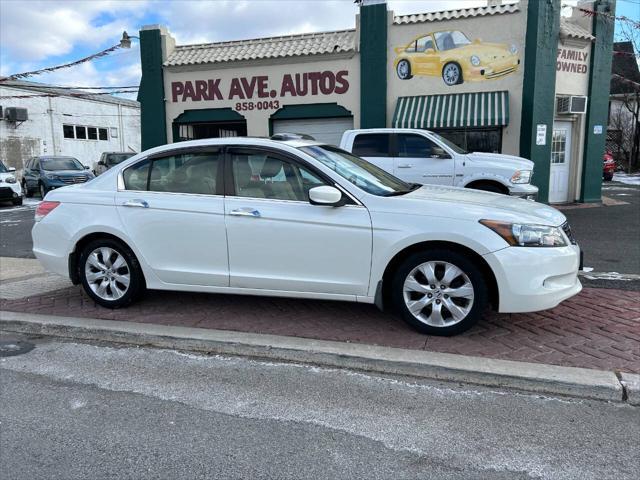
(394, 30), (521, 86)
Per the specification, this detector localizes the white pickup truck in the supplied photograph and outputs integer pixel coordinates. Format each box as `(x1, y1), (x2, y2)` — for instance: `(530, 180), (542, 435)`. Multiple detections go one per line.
(339, 129), (538, 199)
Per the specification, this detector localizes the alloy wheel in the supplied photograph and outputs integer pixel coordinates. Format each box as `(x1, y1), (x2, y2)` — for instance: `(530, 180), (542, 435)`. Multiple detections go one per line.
(402, 261), (474, 327)
(84, 247), (131, 301)
(397, 60), (411, 80)
(443, 63), (461, 85)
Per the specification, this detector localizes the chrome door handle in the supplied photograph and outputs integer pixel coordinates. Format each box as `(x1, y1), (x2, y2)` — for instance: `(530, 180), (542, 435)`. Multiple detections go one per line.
(122, 199), (149, 208)
(397, 164), (413, 168)
(230, 208), (261, 218)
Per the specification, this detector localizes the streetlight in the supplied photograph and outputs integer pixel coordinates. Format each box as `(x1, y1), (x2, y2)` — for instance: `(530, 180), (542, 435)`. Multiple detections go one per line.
(120, 31), (139, 49)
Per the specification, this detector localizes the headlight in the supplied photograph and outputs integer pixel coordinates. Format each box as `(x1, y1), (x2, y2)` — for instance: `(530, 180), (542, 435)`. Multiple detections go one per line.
(511, 170), (532, 184)
(510, 44), (518, 54)
(480, 220), (568, 247)
(470, 55), (481, 66)
(45, 173), (59, 180)
(4, 176), (16, 184)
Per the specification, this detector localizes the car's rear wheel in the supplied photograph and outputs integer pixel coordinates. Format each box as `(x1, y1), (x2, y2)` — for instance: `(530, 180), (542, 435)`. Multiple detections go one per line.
(396, 59), (413, 80)
(78, 238), (145, 308)
(603, 173), (613, 181)
(391, 249), (488, 336)
(442, 62), (463, 86)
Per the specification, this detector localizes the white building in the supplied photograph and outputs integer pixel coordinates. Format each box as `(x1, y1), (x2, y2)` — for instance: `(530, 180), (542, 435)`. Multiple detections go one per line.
(0, 79), (140, 173)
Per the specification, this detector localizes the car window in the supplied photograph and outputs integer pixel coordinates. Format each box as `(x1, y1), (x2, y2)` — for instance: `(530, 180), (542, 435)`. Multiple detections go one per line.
(107, 153), (135, 166)
(351, 134), (392, 158)
(405, 41), (417, 53)
(416, 36), (434, 52)
(434, 31), (471, 51)
(148, 151), (220, 195)
(41, 157), (84, 170)
(123, 159), (150, 191)
(230, 150), (326, 201)
(397, 134), (439, 158)
(299, 145), (414, 197)
(0, 162), (7, 173)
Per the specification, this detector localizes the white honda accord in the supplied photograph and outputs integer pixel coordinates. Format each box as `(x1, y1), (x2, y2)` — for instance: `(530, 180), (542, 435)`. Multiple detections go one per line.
(32, 137), (582, 336)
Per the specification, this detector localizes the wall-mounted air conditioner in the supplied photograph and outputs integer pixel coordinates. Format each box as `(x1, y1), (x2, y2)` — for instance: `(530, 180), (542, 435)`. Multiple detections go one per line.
(556, 96), (588, 115)
(5, 107), (29, 122)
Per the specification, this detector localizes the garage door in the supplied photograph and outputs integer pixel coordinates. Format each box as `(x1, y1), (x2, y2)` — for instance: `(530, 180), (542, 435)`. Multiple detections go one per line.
(272, 117), (353, 146)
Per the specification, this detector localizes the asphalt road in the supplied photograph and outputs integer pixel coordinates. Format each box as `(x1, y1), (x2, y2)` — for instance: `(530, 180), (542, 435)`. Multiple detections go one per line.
(1, 334), (638, 480)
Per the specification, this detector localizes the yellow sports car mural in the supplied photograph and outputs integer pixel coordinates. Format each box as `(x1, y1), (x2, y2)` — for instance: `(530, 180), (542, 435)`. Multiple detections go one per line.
(394, 30), (520, 86)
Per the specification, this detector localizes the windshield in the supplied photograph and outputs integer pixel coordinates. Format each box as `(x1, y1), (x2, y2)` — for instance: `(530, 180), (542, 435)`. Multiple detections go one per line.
(106, 153), (135, 165)
(429, 132), (468, 155)
(434, 31), (471, 51)
(299, 145), (417, 197)
(41, 157), (84, 171)
(0, 162), (8, 173)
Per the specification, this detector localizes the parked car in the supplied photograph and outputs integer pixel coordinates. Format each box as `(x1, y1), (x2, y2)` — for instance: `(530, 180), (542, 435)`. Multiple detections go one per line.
(340, 129), (538, 199)
(393, 30), (520, 85)
(0, 160), (23, 206)
(94, 152), (136, 176)
(22, 156), (94, 198)
(603, 151), (615, 181)
(32, 137), (581, 336)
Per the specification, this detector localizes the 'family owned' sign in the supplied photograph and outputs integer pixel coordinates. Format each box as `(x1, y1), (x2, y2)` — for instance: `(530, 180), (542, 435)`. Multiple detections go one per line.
(171, 70), (349, 104)
(557, 48), (589, 74)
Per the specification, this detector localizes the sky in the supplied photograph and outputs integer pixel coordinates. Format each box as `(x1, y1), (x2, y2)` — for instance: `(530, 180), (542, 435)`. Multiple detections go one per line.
(0, 0), (638, 99)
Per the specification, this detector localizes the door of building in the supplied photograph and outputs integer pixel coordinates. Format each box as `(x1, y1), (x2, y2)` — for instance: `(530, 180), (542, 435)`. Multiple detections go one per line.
(272, 117), (353, 146)
(549, 121), (572, 203)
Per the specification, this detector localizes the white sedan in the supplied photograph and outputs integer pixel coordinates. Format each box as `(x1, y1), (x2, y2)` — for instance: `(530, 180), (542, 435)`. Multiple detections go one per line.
(32, 137), (582, 336)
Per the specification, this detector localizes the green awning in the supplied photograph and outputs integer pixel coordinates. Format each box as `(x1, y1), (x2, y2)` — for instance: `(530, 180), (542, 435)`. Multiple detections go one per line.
(392, 91), (509, 129)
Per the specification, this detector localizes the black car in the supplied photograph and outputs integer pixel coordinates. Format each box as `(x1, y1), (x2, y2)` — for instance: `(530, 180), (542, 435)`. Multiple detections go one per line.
(22, 156), (94, 198)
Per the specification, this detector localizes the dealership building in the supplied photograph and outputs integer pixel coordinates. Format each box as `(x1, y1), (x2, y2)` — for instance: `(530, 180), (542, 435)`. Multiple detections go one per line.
(137, 0), (615, 203)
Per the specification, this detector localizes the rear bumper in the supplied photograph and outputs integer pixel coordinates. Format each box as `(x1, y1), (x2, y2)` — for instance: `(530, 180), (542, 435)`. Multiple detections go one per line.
(483, 244), (582, 313)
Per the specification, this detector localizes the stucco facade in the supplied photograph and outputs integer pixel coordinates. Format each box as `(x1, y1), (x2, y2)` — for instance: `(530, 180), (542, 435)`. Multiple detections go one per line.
(138, 0), (615, 204)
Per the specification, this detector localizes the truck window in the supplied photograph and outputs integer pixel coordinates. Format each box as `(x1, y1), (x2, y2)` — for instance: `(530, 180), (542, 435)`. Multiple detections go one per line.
(351, 134), (392, 158)
(397, 134), (437, 158)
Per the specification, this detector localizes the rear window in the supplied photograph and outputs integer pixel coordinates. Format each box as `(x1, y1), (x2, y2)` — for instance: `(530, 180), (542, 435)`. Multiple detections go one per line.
(106, 153), (135, 165)
(351, 134), (391, 158)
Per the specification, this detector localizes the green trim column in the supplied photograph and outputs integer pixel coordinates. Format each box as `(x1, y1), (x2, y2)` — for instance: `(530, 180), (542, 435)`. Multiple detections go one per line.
(138, 28), (167, 150)
(580, 0), (616, 202)
(359, 1), (388, 128)
(519, 0), (561, 203)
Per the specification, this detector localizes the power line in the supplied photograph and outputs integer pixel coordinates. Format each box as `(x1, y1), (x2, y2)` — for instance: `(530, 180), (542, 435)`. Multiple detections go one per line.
(0, 89), (138, 99)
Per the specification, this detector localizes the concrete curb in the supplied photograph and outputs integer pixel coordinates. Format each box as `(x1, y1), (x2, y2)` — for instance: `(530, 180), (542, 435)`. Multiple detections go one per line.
(0, 310), (629, 403)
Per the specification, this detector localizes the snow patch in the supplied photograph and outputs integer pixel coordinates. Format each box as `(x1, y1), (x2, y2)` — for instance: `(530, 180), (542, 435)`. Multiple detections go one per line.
(613, 173), (640, 185)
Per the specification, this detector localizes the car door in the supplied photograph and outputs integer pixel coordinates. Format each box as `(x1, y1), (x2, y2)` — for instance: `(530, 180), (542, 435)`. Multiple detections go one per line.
(349, 133), (394, 175)
(412, 35), (440, 75)
(224, 147), (372, 296)
(394, 133), (455, 186)
(115, 147), (228, 286)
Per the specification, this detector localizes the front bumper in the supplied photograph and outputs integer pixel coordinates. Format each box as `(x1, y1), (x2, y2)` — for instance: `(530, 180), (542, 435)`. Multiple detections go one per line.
(483, 244), (582, 313)
(0, 183), (22, 200)
(508, 183), (538, 201)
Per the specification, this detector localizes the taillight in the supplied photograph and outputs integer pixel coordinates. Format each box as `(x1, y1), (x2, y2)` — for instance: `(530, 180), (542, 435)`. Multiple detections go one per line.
(35, 201), (60, 222)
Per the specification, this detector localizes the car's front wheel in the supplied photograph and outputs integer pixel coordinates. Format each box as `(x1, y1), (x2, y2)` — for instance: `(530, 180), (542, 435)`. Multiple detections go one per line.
(12, 197), (23, 206)
(78, 238), (145, 308)
(396, 59), (413, 80)
(22, 181), (33, 198)
(391, 249), (488, 336)
(442, 62), (463, 86)
(39, 183), (47, 199)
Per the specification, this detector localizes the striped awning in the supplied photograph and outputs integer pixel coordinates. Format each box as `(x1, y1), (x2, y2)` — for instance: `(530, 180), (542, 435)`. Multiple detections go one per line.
(392, 91), (510, 129)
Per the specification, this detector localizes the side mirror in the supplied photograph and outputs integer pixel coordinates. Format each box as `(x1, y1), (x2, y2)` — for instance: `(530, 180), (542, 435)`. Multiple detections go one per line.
(8, 167), (16, 172)
(84, 165), (90, 169)
(473, 38), (482, 44)
(430, 147), (450, 159)
(309, 186), (346, 207)
(97, 160), (105, 166)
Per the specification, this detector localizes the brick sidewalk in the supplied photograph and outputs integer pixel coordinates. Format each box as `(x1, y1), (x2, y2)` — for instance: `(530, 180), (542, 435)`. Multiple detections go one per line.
(1, 286), (638, 373)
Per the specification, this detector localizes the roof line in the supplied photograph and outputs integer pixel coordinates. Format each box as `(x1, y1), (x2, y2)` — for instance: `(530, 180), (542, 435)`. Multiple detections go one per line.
(174, 28), (356, 51)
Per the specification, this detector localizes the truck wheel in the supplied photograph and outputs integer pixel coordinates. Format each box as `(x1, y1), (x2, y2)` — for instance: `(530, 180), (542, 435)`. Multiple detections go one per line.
(391, 249), (488, 336)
